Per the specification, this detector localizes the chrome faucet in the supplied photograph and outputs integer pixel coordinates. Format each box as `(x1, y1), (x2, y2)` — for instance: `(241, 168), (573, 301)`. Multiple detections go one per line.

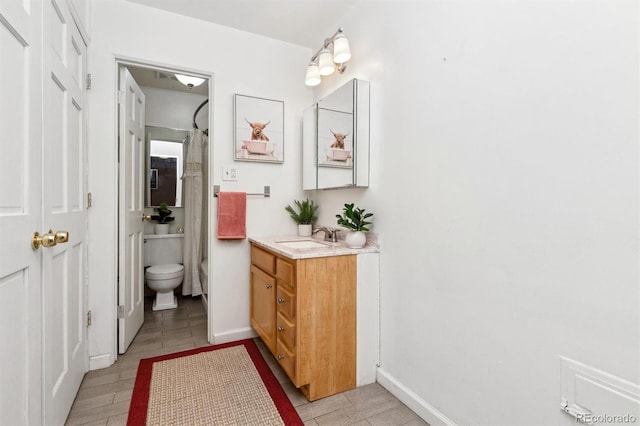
(313, 226), (338, 242)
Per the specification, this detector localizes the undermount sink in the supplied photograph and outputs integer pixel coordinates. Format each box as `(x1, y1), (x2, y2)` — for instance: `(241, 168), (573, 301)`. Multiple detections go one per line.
(275, 239), (329, 249)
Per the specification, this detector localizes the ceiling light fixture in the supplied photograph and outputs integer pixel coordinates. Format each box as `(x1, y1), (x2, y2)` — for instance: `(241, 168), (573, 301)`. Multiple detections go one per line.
(175, 73), (205, 88)
(305, 28), (352, 87)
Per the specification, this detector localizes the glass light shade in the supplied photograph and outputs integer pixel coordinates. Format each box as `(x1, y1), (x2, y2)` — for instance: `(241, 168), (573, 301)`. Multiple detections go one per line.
(318, 49), (335, 76)
(175, 74), (205, 87)
(305, 63), (321, 86)
(332, 34), (351, 64)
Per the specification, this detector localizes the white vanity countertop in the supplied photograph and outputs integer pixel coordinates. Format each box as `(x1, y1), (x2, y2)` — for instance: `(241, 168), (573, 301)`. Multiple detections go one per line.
(249, 235), (379, 259)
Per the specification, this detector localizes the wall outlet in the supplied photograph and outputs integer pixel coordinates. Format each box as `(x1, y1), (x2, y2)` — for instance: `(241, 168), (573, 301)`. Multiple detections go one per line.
(223, 165), (238, 181)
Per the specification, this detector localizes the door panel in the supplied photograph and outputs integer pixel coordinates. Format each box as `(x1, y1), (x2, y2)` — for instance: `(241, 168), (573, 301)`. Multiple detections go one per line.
(0, 19), (27, 214)
(69, 243), (84, 357)
(48, 251), (65, 389)
(118, 66), (146, 354)
(42, 0), (88, 423)
(70, 100), (83, 210)
(48, 74), (65, 211)
(0, 1), (43, 424)
(250, 265), (276, 353)
(0, 271), (31, 425)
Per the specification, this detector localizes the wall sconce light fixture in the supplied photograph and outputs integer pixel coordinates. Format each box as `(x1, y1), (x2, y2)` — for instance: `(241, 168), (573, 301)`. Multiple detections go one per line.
(305, 28), (352, 87)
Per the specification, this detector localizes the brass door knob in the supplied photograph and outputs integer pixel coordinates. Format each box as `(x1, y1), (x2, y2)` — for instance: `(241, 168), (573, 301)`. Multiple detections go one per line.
(32, 230), (56, 250)
(141, 214), (152, 221)
(55, 231), (69, 244)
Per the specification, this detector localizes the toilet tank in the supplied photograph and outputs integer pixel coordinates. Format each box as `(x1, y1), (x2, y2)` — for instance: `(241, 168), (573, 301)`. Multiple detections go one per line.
(144, 234), (184, 267)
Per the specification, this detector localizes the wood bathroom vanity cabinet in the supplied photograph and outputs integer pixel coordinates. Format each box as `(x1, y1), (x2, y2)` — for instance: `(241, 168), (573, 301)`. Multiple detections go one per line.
(249, 242), (357, 401)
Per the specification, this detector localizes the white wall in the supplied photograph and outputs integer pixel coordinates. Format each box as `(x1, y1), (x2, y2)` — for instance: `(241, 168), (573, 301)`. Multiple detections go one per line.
(143, 86), (207, 130)
(311, 0), (639, 424)
(87, 0), (310, 367)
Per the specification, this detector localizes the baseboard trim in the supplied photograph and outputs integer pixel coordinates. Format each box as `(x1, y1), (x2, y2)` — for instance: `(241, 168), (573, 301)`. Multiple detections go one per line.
(89, 353), (114, 371)
(213, 327), (257, 345)
(377, 367), (457, 426)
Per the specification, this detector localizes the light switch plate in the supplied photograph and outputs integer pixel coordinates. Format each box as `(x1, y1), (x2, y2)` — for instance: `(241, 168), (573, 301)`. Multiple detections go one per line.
(222, 165), (238, 181)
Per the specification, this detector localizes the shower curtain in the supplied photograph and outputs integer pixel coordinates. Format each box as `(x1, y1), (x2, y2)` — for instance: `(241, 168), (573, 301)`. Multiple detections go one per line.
(182, 128), (206, 296)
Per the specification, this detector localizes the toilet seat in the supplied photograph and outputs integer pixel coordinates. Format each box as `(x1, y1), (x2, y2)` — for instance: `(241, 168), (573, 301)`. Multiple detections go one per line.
(146, 263), (184, 280)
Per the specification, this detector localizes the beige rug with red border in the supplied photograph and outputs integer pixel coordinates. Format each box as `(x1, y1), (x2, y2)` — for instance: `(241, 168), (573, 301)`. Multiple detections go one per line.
(127, 339), (303, 425)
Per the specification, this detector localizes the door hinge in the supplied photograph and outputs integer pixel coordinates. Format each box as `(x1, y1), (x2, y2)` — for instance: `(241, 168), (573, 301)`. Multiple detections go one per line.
(117, 305), (125, 319)
(86, 73), (92, 90)
(86, 310), (92, 327)
(87, 192), (92, 208)
(560, 401), (591, 424)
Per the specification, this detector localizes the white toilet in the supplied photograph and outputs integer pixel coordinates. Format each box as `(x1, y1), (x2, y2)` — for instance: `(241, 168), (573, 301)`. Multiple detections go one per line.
(144, 234), (184, 311)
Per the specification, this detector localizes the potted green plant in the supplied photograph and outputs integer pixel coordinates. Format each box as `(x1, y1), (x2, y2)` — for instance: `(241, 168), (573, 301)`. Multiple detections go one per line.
(336, 203), (373, 248)
(151, 202), (175, 234)
(285, 199), (318, 236)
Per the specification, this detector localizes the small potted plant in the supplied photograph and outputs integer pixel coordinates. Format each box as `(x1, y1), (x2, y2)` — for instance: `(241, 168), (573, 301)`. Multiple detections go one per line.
(285, 199), (318, 237)
(336, 203), (373, 248)
(151, 202), (175, 234)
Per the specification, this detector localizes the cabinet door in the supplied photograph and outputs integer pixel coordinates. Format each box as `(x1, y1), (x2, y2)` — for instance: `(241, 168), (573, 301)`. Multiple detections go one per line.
(276, 285), (296, 321)
(250, 265), (276, 353)
(251, 245), (275, 274)
(276, 339), (296, 383)
(276, 257), (295, 289)
(276, 311), (296, 350)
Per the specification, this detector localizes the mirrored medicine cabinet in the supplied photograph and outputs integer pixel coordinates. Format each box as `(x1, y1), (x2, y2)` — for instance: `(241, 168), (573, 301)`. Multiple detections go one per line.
(303, 79), (370, 190)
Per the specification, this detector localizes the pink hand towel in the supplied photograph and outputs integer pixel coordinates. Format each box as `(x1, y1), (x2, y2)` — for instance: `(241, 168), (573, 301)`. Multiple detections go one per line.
(217, 192), (247, 240)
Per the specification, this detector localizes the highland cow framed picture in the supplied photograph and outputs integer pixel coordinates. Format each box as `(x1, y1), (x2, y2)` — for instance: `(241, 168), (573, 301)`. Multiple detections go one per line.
(234, 94), (284, 163)
(317, 107), (353, 169)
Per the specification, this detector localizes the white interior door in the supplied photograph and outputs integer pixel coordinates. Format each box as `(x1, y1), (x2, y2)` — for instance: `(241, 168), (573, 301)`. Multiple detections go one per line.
(0, 1), (44, 424)
(118, 66), (146, 354)
(42, 0), (89, 423)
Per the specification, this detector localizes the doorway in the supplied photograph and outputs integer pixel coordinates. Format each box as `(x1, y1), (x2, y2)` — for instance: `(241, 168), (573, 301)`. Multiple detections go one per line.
(116, 60), (211, 354)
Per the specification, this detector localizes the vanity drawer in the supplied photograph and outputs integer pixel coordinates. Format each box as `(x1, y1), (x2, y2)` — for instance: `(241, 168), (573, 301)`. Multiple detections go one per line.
(276, 285), (295, 321)
(276, 257), (295, 288)
(276, 311), (296, 350)
(251, 245), (275, 275)
(276, 339), (296, 381)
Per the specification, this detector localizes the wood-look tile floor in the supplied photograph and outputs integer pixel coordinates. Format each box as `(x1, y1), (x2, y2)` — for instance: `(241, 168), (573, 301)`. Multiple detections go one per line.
(66, 295), (428, 426)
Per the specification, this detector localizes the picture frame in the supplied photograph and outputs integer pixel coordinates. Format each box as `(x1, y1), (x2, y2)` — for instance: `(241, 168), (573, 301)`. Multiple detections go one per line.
(317, 107), (353, 169)
(234, 94), (284, 163)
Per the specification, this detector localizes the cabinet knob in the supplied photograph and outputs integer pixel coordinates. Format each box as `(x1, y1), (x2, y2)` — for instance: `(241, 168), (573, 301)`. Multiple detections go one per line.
(277, 298), (285, 304)
(277, 326), (285, 332)
(277, 354), (285, 360)
(265, 283), (272, 289)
